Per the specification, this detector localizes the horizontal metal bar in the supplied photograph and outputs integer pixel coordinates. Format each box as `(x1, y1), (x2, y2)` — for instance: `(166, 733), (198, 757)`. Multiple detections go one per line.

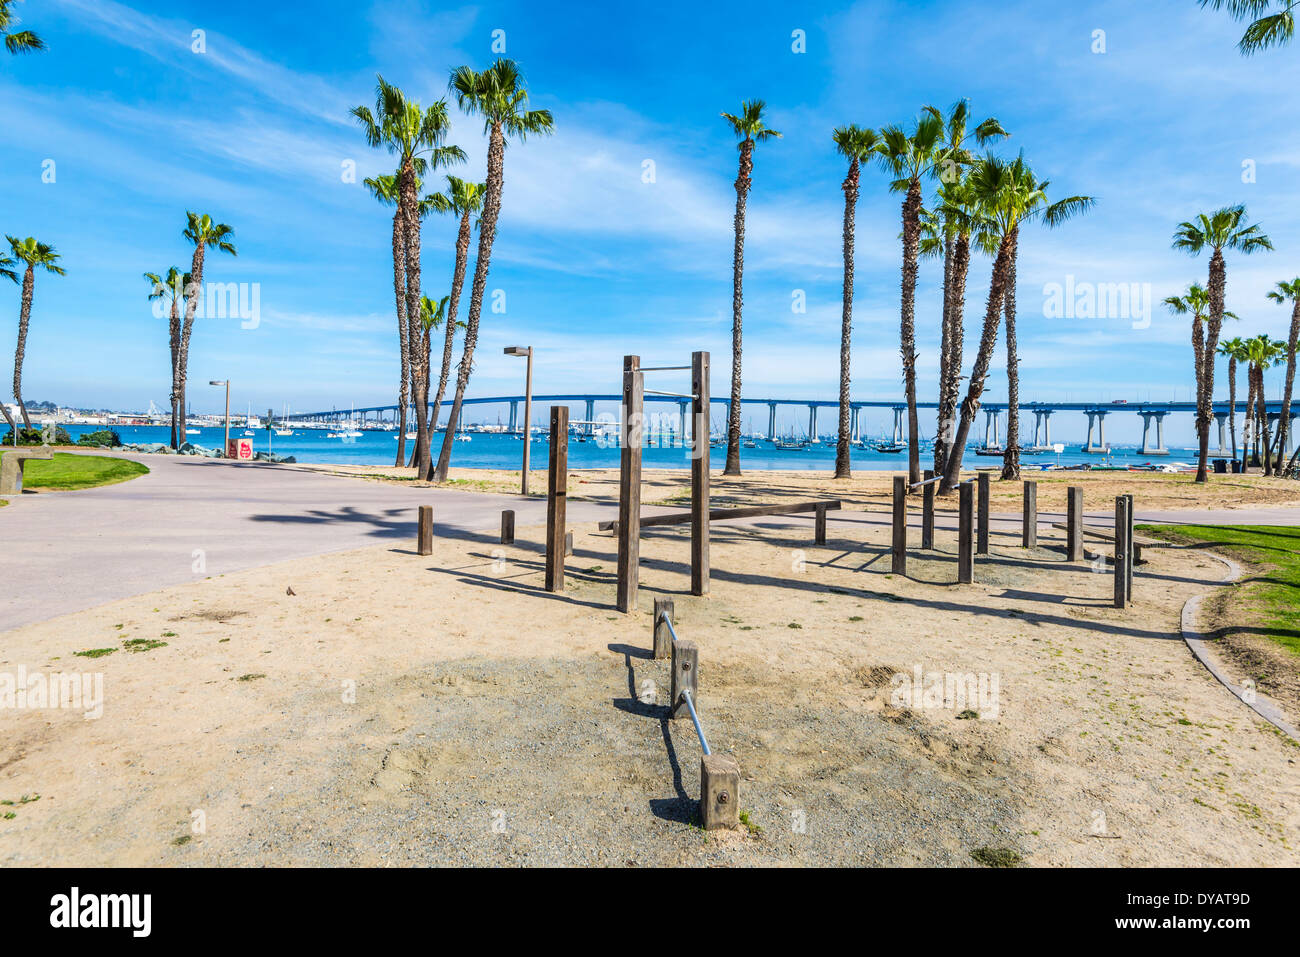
(681, 689), (711, 756)
(644, 390), (696, 399)
(662, 614), (680, 645)
(599, 499), (841, 531)
(640, 366), (691, 372)
(910, 476), (943, 488)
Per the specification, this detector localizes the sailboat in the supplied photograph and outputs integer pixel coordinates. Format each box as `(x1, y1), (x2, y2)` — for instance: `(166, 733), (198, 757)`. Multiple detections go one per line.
(276, 402), (294, 436)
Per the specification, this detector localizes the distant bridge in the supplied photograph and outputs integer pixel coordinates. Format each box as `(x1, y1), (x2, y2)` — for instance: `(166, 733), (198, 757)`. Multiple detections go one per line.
(287, 396), (1295, 456)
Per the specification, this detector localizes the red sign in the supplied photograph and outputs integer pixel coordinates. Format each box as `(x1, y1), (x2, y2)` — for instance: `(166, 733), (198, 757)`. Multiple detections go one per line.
(227, 438), (254, 460)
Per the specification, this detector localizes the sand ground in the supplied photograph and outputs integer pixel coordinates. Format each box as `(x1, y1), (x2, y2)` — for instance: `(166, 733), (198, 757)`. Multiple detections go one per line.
(2, 505), (1296, 866)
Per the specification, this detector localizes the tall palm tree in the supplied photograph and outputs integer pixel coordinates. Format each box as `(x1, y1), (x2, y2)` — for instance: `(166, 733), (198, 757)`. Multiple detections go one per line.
(5, 237), (64, 430)
(831, 124), (880, 479)
(940, 156), (1093, 492)
(353, 76), (465, 477)
(412, 294), (448, 455)
(145, 267), (192, 449)
(718, 100), (781, 477)
(425, 175), (484, 477)
(362, 172), (412, 467)
(1201, 0), (1299, 52)
(1172, 205), (1273, 481)
(0, 0), (43, 54)
(1218, 335), (1249, 459)
(1265, 278), (1300, 472)
(876, 111), (946, 489)
(178, 214), (235, 448)
(1163, 283), (1239, 470)
(1244, 334), (1287, 473)
(434, 59), (553, 482)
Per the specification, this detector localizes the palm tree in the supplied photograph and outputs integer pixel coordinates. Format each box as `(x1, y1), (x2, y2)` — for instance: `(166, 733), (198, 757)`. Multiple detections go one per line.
(5, 237), (64, 430)
(831, 125), (880, 479)
(1164, 283), (1239, 471)
(717, 100), (781, 477)
(1218, 336), (1249, 459)
(1265, 278), (1300, 471)
(425, 175), (484, 477)
(145, 267), (192, 449)
(353, 76), (465, 477)
(940, 156), (1093, 492)
(1172, 205), (1273, 481)
(1244, 334), (1287, 473)
(178, 214), (235, 448)
(0, 249), (17, 435)
(362, 172), (412, 467)
(1, 0), (43, 54)
(412, 294), (449, 455)
(433, 59), (553, 482)
(1201, 0), (1299, 52)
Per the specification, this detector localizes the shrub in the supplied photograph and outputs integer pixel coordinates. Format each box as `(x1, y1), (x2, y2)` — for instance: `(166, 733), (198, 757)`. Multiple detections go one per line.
(75, 429), (122, 448)
(0, 425), (72, 446)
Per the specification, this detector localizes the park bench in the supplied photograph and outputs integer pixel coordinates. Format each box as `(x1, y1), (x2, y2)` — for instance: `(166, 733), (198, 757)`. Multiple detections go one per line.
(0, 446), (53, 494)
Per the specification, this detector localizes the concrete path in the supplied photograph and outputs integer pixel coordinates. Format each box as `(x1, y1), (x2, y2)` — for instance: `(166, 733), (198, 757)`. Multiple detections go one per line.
(0, 453), (613, 632)
(3, 451), (1298, 632)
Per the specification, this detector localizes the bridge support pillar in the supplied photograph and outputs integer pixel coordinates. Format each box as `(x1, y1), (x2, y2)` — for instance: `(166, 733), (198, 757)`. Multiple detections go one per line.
(585, 398), (595, 436)
(768, 402), (777, 441)
(808, 404), (817, 443)
(679, 401), (689, 448)
(1084, 411), (1109, 454)
(850, 406), (859, 442)
(1214, 412), (1228, 453)
(1139, 411), (1169, 456)
(892, 407), (904, 445)
(509, 400), (518, 433)
(1030, 409), (1055, 451)
(983, 408), (1000, 449)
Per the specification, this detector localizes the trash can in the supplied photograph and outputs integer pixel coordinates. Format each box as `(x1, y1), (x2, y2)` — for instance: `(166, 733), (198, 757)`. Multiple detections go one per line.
(227, 437), (254, 460)
(1230, 459), (1243, 474)
(1212, 458), (1227, 474)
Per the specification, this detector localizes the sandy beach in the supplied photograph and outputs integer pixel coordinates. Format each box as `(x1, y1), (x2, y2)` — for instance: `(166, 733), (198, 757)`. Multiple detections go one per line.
(2, 482), (1296, 867)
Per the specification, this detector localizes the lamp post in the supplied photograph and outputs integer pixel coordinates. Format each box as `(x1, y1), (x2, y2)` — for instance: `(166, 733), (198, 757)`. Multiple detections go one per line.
(504, 346), (533, 495)
(209, 380), (230, 457)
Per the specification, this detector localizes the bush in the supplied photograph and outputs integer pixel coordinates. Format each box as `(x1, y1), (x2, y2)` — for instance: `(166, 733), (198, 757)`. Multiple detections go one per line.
(75, 429), (122, 448)
(0, 425), (72, 446)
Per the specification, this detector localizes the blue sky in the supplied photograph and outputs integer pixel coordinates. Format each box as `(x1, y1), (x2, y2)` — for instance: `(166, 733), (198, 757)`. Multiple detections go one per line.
(2, 0), (1299, 442)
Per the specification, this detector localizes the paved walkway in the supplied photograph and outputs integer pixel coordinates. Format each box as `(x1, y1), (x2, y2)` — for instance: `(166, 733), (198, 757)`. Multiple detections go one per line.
(3, 452), (1298, 632)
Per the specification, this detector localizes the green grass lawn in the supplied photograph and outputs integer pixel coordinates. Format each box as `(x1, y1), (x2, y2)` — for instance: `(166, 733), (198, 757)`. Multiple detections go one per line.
(6, 452), (149, 491)
(1141, 524), (1300, 656)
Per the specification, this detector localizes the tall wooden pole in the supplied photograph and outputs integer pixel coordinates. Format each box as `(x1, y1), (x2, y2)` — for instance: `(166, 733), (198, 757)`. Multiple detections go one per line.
(545, 405), (568, 592)
(617, 356), (643, 613)
(691, 351), (710, 596)
(521, 347), (533, 495)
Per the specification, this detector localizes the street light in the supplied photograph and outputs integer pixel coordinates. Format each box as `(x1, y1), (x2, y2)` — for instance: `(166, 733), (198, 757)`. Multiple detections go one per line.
(504, 346), (533, 495)
(209, 380), (230, 457)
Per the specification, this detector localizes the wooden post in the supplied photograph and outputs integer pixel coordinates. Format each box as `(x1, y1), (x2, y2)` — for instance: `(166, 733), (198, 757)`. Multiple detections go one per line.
(653, 597), (674, 659)
(617, 356), (644, 613)
(814, 503), (827, 545)
(958, 482), (974, 584)
(921, 469), (935, 550)
(1022, 481), (1037, 549)
(691, 351), (710, 596)
(417, 505), (433, 556)
(1125, 493), (1135, 600)
(565, 530), (574, 556)
(891, 475), (907, 575)
(670, 638), (698, 720)
(700, 754), (740, 830)
(545, 406), (568, 592)
(1114, 495), (1129, 609)
(500, 509), (515, 545)
(976, 472), (990, 555)
(1067, 486), (1083, 562)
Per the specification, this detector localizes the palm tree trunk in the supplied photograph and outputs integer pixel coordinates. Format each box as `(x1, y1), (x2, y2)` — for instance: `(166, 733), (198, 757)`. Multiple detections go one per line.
(179, 242), (207, 449)
(425, 209), (472, 480)
(724, 138), (754, 477)
(435, 121), (505, 483)
(899, 178), (922, 489)
(169, 297), (181, 449)
(1274, 300), (1299, 473)
(934, 233), (955, 476)
(1227, 357), (1238, 461)
(1001, 227), (1021, 480)
(834, 157), (859, 480)
(1241, 369), (1256, 474)
(13, 265), (34, 429)
(394, 157), (431, 478)
(1256, 364), (1274, 476)
(941, 234), (1013, 492)
(1198, 251), (1227, 483)
(936, 233), (970, 487)
(1191, 313), (1207, 480)
(391, 209), (410, 467)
